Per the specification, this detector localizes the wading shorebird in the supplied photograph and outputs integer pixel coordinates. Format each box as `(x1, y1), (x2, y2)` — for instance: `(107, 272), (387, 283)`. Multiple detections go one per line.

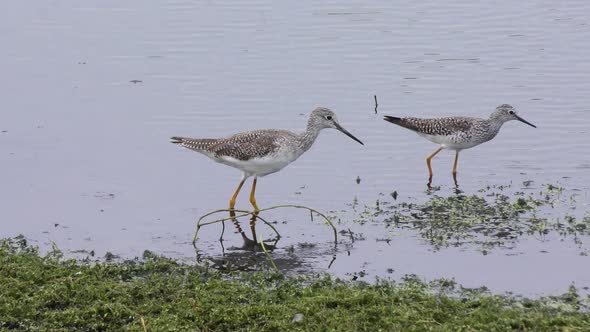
(171, 107), (363, 239)
(383, 104), (536, 186)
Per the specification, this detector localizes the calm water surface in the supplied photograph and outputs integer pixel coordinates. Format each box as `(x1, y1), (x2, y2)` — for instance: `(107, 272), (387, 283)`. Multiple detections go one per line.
(1, 1), (590, 296)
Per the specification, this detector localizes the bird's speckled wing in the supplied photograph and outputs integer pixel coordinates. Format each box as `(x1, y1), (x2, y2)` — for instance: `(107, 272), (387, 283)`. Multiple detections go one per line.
(209, 129), (294, 161)
(388, 116), (476, 136)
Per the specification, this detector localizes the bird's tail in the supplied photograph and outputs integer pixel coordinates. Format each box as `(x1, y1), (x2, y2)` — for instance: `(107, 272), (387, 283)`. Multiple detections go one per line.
(170, 136), (187, 144)
(383, 115), (419, 131)
(170, 136), (184, 144)
(383, 115), (402, 125)
(170, 136), (218, 152)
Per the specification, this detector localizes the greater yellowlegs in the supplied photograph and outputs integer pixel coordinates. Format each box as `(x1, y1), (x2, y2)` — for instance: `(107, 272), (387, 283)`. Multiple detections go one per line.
(171, 107), (363, 237)
(383, 104), (536, 186)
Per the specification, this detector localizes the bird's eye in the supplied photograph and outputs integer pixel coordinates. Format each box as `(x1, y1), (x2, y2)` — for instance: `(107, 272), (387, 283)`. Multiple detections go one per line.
(326, 115), (333, 120)
(509, 111), (514, 115)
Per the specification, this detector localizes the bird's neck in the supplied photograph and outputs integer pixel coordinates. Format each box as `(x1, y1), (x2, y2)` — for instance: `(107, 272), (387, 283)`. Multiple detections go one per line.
(299, 121), (322, 151)
(485, 117), (505, 140)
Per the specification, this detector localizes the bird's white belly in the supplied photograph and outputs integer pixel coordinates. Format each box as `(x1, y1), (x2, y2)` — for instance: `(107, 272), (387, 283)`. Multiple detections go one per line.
(418, 133), (483, 150)
(215, 150), (300, 177)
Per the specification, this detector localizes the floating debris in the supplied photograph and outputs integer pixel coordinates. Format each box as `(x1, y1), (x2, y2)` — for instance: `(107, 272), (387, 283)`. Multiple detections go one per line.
(94, 192), (115, 199)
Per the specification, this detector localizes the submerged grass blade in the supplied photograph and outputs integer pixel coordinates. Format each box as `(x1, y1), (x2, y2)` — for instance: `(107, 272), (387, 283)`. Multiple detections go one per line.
(259, 235), (278, 271)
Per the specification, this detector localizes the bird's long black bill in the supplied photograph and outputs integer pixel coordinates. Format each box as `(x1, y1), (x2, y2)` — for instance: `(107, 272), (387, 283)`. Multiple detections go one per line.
(515, 115), (537, 128)
(334, 123), (364, 145)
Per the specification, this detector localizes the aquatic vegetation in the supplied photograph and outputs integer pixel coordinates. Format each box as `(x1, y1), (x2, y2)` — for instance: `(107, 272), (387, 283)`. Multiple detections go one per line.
(193, 205), (337, 246)
(351, 183), (590, 253)
(1, 238), (589, 331)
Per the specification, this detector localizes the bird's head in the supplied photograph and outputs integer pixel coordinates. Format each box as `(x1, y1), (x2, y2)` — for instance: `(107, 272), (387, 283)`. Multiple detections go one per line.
(490, 104), (536, 128)
(309, 107), (364, 145)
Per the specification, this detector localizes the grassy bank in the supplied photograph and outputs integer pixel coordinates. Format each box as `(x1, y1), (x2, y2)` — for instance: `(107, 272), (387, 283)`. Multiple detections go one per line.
(1, 238), (589, 331)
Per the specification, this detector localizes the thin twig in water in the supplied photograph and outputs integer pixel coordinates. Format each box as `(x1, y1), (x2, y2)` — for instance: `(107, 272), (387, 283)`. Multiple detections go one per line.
(259, 235), (278, 271)
(374, 95), (378, 114)
(348, 228), (355, 243)
(327, 254), (337, 269)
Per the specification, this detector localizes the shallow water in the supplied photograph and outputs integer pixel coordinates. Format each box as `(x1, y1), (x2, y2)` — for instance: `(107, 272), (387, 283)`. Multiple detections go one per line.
(1, 1), (590, 296)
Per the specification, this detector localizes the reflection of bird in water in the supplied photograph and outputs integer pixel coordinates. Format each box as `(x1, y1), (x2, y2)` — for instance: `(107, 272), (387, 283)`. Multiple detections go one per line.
(383, 104), (536, 187)
(172, 107), (363, 240)
(195, 238), (338, 273)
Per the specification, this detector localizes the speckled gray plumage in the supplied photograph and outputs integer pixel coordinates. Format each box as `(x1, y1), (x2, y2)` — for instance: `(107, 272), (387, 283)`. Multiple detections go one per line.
(171, 107), (363, 178)
(382, 104), (535, 149)
(386, 116), (475, 135)
(170, 111), (327, 161)
(170, 137), (218, 151)
(382, 104), (535, 183)
(383, 115), (498, 144)
(171, 129), (310, 161)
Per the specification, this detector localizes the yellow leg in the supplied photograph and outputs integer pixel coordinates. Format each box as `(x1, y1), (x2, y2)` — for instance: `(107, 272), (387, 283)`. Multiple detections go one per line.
(249, 177), (259, 241)
(229, 177), (246, 209)
(452, 151), (459, 187)
(225, 176), (248, 241)
(249, 177), (260, 211)
(452, 151), (459, 176)
(426, 146), (444, 183)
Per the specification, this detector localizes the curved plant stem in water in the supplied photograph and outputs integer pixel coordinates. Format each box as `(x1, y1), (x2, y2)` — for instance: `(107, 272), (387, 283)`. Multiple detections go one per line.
(196, 208), (280, 244)
(259, 235), (278, 271)
(193, 205), (337, 246)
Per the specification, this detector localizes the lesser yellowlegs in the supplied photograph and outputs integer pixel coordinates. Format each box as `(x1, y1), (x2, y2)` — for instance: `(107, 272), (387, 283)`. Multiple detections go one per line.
(171, 107), (363, 237)
(383, 104), (536, 186)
